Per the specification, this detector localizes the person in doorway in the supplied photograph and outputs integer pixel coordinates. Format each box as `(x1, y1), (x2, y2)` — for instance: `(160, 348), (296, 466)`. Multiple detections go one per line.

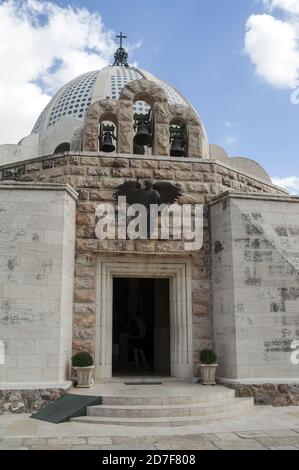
(128, 311), (147, 371)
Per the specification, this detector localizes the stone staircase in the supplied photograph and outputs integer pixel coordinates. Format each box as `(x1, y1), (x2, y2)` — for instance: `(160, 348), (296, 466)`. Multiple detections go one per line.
(71, 384), (255, 427)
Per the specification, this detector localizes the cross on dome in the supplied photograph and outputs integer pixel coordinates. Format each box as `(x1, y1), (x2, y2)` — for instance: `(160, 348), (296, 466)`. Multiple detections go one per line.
(116, 32), (127, 49)
(113, 31), (129, 67)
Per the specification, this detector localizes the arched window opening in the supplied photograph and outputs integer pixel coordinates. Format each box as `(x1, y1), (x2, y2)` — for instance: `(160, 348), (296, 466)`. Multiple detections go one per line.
(99, 120), (117, 153)
(169, 122), (188, 157)
(54, 142), (70, 154)
(133, 100), (152, 156)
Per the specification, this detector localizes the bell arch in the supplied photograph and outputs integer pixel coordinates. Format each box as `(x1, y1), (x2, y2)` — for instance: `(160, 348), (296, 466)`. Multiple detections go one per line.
(82, 82), (204, 158)
(118, 79), (171, 156)
(83, 99), (119, 152)
(168, 105), (203, 158)
(98, 112), (118, 154)
(132, 96), (152, 156)
(169, 117), (188, 158)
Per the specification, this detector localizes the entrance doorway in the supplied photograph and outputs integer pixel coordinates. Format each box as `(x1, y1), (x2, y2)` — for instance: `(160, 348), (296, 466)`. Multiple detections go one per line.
(112, 277), (170, 376)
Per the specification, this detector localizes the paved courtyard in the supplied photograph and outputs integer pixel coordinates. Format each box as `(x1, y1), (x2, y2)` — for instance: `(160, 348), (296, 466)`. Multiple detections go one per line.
(1, 405), (299, 450)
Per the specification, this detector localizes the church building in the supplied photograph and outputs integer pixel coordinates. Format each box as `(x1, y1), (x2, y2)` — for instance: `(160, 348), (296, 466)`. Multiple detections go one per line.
(1, 35), (299, 406)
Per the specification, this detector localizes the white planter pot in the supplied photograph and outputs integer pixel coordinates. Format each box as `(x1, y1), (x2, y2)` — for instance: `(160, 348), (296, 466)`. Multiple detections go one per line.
(199, 364), (218, 385)
(74, 365), (95, 388)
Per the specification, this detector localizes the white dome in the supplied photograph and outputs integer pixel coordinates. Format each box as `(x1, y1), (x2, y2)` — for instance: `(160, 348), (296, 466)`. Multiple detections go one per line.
(31, 65), (208, 140)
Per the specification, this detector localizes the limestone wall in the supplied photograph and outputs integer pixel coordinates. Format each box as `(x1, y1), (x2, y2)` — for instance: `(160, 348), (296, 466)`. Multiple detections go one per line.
(0, 183), (77, 386)
(211, 192), (299, 380)
(0, 153), (286, 376)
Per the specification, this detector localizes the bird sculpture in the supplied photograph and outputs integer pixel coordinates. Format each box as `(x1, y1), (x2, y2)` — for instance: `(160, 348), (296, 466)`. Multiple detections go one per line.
(114, 179), (182, 206)
(113, 179), (183, 236)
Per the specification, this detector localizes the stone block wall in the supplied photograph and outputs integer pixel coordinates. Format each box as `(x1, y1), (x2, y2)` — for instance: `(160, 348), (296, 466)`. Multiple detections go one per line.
(225, 382), (299, 406)
(0, 387), (69, 414)
(211, 192), (299, 380)
(0, 183), (77, 385)
(0, 153), (286, 377)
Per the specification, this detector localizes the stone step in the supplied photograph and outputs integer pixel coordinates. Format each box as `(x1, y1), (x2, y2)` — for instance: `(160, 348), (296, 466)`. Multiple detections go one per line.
(72, 403), (259, 427)
(101, 389), (236, 406)
(70, 384), (257, 427)
(86, 397), (254, 419)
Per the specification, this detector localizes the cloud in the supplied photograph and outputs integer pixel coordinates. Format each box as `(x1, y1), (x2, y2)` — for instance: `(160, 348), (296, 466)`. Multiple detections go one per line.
(245, 13), (299, 88)
(0, 0), (117, 144)
(224, 122), (240, 146)
(272, 176), (299, 194)
(225, 135), (239, 146)
(264, 0), (299, 15)
(225, 121), (240, 128)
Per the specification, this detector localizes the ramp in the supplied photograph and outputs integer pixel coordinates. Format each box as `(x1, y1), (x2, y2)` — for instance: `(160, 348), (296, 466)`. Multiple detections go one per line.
(31, 394), (102, 423)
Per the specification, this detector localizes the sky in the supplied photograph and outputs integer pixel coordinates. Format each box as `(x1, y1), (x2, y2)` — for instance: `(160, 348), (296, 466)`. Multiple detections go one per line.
(0, 0), (298, 193)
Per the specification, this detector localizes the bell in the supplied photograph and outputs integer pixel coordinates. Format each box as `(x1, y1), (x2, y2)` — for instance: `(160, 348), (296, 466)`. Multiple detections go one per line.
(133, 142), (145, 155)
(101, 132), (115, 153)
(134, 123), (152, 146)
(170, 136), (185, 157)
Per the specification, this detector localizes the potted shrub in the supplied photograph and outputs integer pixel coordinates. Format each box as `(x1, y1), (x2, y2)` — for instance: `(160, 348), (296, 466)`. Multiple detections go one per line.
(199, 349), (218, 385)
(72, 352), (94, 388)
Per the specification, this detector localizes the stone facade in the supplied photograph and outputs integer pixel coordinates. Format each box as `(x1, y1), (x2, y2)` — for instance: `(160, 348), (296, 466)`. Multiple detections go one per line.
(211, 192), (299, 379)
(1, 62), (298, 419)
(0, 151), (285, 379)
(0, 184), (77, 385)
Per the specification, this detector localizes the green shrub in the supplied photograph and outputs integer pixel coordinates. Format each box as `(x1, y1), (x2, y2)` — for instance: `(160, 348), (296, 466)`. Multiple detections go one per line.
(200, 349), (217, 364)
(72, 352), (94, 367)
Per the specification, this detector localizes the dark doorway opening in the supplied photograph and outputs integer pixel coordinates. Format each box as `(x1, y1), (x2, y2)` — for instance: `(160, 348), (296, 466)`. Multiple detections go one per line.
(112, 277), (170, 377)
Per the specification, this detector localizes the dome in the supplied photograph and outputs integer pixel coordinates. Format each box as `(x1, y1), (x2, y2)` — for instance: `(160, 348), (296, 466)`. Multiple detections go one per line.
(0, 54), (209, 165)
(32, 66), (201, 134)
